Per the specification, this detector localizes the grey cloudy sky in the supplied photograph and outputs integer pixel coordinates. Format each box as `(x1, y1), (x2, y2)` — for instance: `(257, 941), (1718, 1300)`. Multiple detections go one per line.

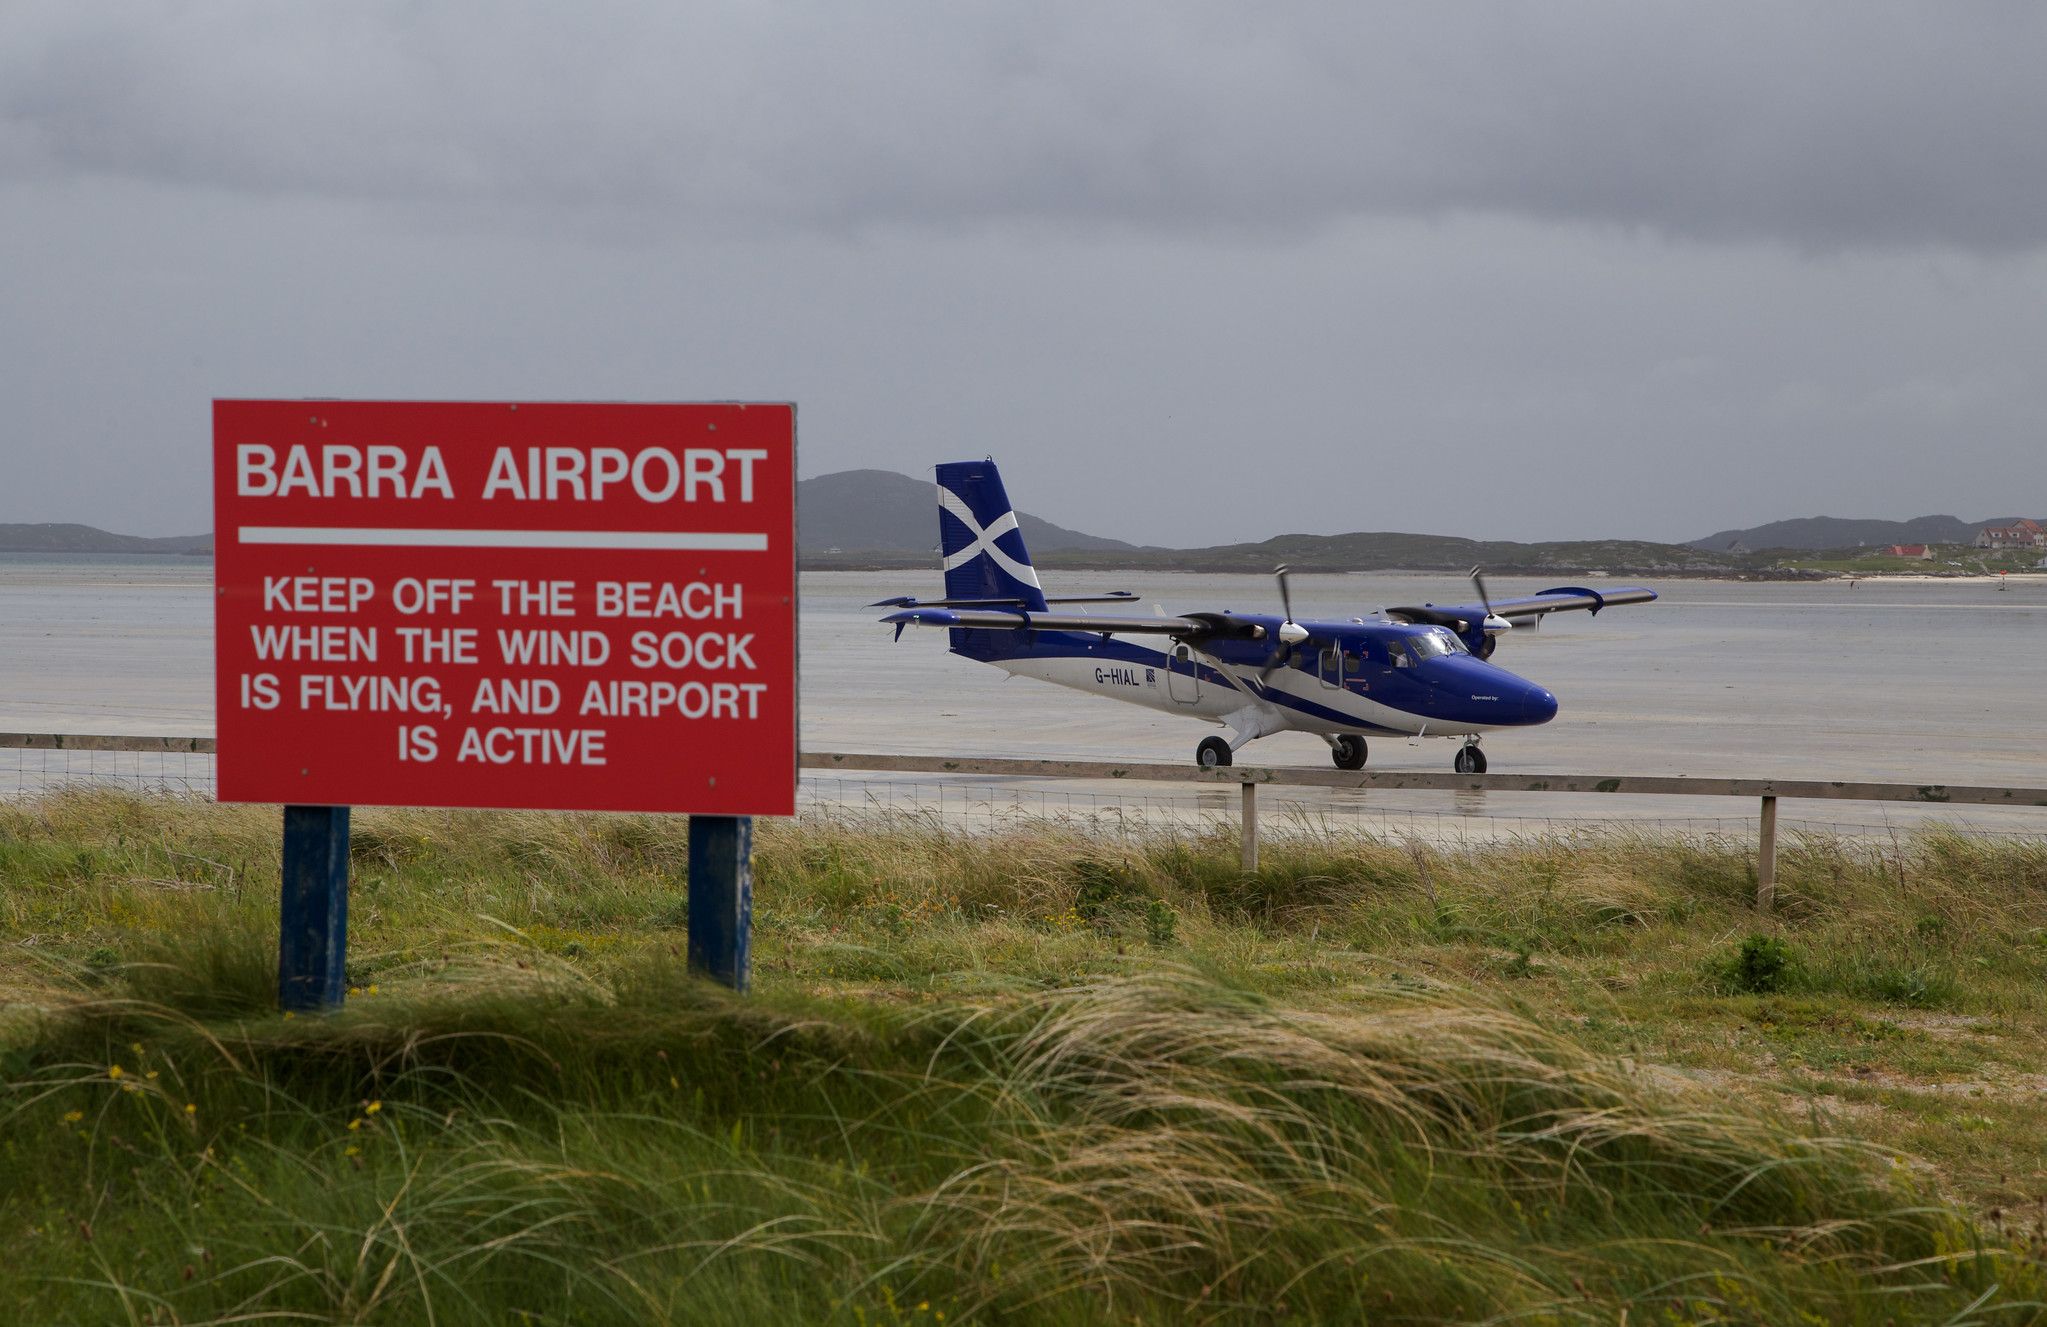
(4, 1), (2044, 544)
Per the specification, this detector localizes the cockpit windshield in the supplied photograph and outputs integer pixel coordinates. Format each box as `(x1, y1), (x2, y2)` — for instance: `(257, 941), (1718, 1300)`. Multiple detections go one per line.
(1405, 628), (1468, 660)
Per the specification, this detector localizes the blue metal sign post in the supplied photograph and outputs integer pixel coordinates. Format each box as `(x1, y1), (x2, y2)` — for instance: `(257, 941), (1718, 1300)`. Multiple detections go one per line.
(687, 815), (753, 992)
(273, 806), (753, 1009)
(278, 805), (351, 1012)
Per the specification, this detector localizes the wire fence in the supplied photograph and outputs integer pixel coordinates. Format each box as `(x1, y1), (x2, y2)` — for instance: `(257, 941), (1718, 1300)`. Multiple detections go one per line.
(6, 745), (2041, 848)
(793, 774), (1765, 846)
(2, 745), (218, 800)
(793, 774), (2047, 846)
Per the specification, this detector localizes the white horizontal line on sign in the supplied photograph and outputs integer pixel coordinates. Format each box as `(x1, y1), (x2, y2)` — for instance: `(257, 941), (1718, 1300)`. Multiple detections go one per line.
(238, 527), (769, 551)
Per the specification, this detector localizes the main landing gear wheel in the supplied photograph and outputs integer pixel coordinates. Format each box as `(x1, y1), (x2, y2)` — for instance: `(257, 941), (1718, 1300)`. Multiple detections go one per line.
(1453, 745), (1488, 775)
(1196, 736), (1234, 769)
(1331, 734), (1368, 770)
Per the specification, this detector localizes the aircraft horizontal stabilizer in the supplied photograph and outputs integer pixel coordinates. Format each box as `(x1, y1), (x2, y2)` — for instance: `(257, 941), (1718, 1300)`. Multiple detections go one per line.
(881, 607), (1206, 635)
(881, 606), (1268, 640)
(870, 592), (1138, 609)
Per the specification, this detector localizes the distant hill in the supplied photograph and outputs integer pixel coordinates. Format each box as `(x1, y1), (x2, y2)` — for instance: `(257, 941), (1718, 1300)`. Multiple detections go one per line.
(801, 469), (1743, 574)
(0, 470), (1131, 562)
(0, 523), (211, 555)
(37, 478), (1996, 578)
(798, 469), (1137, 555)
(1687, 514), (2027, 552)
(1041, 531), (1738, 576)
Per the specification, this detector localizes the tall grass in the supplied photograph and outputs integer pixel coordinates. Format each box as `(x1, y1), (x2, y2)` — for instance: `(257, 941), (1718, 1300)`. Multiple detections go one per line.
(7, 949), (2038, 1324)
(4, 791), (2047, 1321)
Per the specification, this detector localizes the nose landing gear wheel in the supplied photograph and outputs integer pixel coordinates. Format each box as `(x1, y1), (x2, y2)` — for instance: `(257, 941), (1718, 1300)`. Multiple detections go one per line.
(1196, 736), (1233, 769)
(1331, 734), (1368, 770)
(1453, 745), (1488, 775)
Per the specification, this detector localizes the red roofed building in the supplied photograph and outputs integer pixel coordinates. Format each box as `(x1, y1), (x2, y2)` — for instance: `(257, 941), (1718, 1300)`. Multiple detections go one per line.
(1884, 544), (1932, 559)
(1976, 518), (2046, 550)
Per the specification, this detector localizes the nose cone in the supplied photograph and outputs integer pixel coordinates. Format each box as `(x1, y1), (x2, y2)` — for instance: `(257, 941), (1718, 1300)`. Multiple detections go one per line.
(1429, 659), (1558, 727)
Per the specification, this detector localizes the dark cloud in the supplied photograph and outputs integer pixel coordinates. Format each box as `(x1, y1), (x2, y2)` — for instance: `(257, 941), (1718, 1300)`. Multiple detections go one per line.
(4, 3), (2045, 545)
(4, 2), (2046, 250)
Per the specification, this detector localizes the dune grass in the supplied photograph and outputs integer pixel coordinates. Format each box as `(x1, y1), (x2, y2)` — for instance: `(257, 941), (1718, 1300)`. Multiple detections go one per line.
(4, 791), (2047, 1323)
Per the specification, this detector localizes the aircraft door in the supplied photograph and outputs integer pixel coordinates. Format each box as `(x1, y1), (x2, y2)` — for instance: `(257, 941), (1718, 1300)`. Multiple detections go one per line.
(1378, 640), (1420, 700)
(1167, 643), (1201, 704)
(1319, 645), (1344, 689)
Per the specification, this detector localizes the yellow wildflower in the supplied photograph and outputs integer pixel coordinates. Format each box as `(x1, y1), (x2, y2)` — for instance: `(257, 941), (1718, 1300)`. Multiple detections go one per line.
(344, 1145), (360, 1157)
(366, 984), (379, 996)
(364, 1101), (381, 1115)
(184, 1104), (197, 1116)
(129, 1042), (143, 1054)
(282, 1011), (295, 1020)
(62, 1110), (83, 1124)
(107, 1065), (124, 1081)
(146, 1070), (159, 1081)
(347, 1118), (362, 1131)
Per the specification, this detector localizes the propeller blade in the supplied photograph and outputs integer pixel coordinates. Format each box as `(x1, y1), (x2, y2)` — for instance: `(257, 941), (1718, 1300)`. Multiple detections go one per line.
(1272, 565), (1309, 641)
(1256, 565), (1303, 682)
(1468, 566), (1494, 618)
(1467, 565), (1514, 649)
(1257, 641), (1306, 682)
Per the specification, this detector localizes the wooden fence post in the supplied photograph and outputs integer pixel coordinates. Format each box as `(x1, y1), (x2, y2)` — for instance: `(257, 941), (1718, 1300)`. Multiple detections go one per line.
(1756, 794), (1778, 914)
(279, 805), (350, 1012)
(1241, 781), (1259, 873)
(688, 815), (753, 992)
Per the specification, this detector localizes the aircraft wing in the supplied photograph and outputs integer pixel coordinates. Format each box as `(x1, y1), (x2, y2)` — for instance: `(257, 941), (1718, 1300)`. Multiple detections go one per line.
(1384, 585), (1656, 628)
(881, 607), (1262, 639)
(1487, 586), (1658, 620)
(1382, 605), (1480, 629)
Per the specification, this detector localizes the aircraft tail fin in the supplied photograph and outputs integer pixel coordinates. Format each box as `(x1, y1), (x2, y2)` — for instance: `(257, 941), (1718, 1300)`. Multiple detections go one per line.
(935, 459), (1048, 612)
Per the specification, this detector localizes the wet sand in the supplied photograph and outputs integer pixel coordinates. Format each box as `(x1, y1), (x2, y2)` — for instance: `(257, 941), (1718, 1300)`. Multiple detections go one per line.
(3, 557), (2043, 832)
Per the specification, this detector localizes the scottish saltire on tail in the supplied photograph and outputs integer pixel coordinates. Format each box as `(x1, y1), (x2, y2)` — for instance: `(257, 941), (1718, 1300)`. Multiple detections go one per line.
(935, 460), (1049, 609)
(880, 459), (1657, 771)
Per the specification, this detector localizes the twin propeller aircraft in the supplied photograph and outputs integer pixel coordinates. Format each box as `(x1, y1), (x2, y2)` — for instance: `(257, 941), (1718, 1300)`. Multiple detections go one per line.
(878, 460), (1656, 771)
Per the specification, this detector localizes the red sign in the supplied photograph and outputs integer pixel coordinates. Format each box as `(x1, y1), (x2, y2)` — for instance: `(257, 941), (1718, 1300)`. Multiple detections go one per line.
(213, 400), (796, 815)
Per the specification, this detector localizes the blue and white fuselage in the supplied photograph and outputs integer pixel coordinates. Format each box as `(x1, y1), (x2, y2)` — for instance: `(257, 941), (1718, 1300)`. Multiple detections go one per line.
(880, 460), (1655, 771)
(950, 618), (1555, 741)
